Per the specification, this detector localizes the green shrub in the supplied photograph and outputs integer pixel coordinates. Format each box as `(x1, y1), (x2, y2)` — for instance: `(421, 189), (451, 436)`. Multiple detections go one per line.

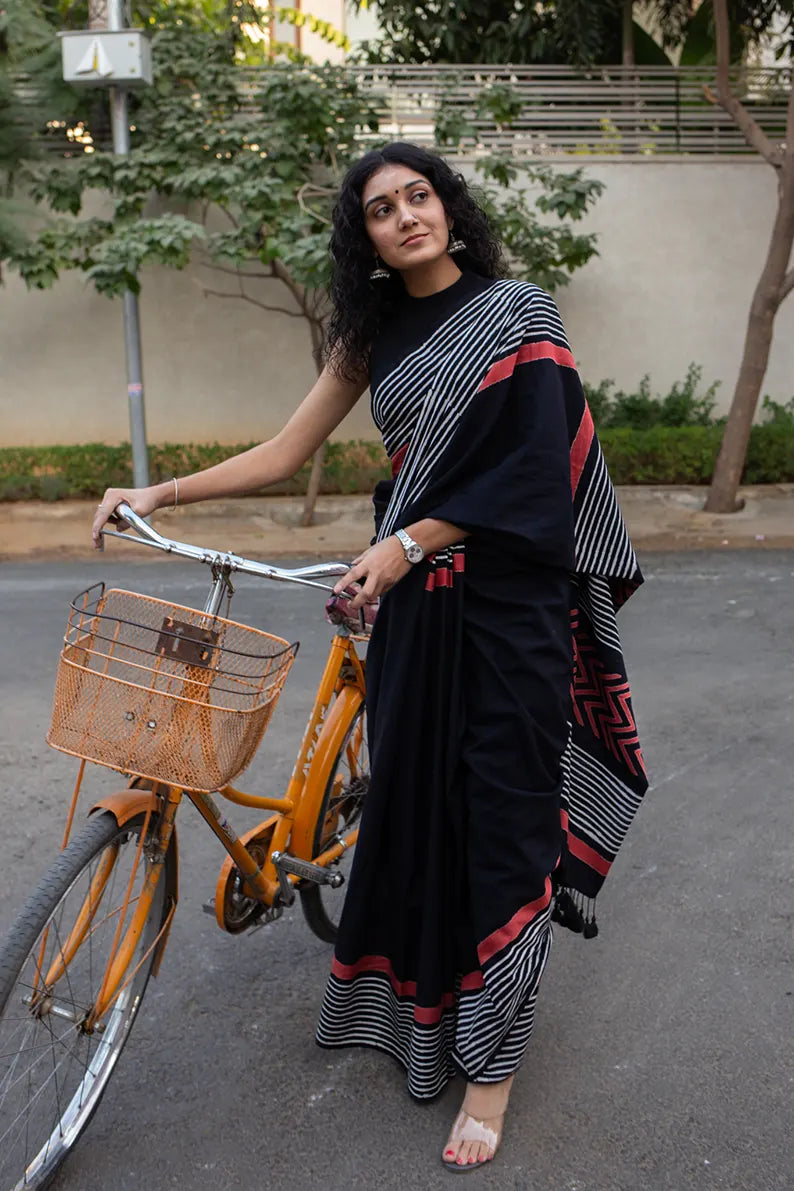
(1, 425), (792, 498)
(598, 426), (723, 484)
(2, 368), (792, 500)
(0, 441), (392, 502)
(587, 364), (720, 429)
(760, 395), (794, 429)
(742, 423), (794, 483)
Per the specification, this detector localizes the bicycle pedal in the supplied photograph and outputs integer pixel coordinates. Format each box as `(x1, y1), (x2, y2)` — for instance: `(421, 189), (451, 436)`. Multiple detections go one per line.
(249, 905), (284, 931)
(272, 851), (345, 889)
(202, 897), (216, 916)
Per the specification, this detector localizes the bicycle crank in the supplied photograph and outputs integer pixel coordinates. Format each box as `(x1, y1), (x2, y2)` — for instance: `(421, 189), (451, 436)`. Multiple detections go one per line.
(271, 851), (345, 907)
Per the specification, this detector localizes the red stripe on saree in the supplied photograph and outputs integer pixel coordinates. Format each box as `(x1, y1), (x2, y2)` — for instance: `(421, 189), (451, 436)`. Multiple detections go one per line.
(560, 810), (611, 878)
(331, 953), (485, 1024)
(478, 341), (576, 393)
(391, 443), (408, 477)
(477, 877), (553, 966)
(570, 405), (595, 496)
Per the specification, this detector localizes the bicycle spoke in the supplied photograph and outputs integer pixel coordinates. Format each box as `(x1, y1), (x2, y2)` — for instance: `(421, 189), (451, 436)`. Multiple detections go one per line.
(0, 1099), (33, 1182)
(0, 812), (169, 1187)
(0, 1018), (38, 1103)
(0, 1038), (85, 1061)
(0, 1022), (83, 1107)
(50, 907), (83, 1017)
(24, 1060), (33, 1180)
(0, 1025), (83, 1150)
(45, 1016), (63, 1164)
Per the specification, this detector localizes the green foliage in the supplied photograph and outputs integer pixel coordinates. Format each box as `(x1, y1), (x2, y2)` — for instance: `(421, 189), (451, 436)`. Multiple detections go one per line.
(352, 0), (627, 67)
(597, 425), (724, 484)
(433, 86), (605, 290)
(10, 37), (383, 303)
(597, 423), (794, 486)
(759, 394), (794, 427)
(476, 161), (604, 291)
(4, 373), (792, 501)
(584, 365), (721, 429)
(657, 1), (794, 61)
(354, 0), (794, 66)
(6, 16), (605, 314)
(3, 422), (793, 501)
(0, 440), (393, 501)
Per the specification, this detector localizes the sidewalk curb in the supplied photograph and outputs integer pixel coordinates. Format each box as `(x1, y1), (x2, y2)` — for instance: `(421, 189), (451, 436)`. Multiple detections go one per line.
(1, 486), (793, 562)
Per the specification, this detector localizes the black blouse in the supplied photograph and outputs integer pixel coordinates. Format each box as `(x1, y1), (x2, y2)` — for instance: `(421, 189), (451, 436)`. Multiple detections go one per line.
(369, 271), (496, 393)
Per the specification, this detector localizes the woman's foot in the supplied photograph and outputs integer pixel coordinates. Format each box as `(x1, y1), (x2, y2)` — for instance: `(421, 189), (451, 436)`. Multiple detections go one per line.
(441, 1076), (514, 1171)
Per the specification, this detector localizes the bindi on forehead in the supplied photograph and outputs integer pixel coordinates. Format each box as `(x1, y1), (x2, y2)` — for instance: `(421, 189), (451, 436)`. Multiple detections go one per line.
(363, 177), (428, 211)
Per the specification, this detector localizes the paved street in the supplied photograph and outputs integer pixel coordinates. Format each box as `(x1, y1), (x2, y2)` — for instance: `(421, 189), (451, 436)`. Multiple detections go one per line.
(0, 551), (792, 1191)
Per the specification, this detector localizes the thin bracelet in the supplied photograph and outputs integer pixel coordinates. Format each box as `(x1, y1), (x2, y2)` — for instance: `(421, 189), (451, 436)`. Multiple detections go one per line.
(171, 476), (179, 510)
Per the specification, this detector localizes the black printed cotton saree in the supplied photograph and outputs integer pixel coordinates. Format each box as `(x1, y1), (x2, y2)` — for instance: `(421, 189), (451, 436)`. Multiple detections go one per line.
(316, 273), (648, 1099)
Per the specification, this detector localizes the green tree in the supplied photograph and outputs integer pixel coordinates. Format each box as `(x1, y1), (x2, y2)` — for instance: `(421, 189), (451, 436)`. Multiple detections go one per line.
(353, 0), (793, 67)
(4, 11), (604, 521)
(704, 0), (794, 512)
(352, 0), (628, 67)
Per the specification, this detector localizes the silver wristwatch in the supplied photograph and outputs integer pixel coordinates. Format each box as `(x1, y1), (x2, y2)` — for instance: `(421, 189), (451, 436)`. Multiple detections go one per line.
(395, 528), (425, 564)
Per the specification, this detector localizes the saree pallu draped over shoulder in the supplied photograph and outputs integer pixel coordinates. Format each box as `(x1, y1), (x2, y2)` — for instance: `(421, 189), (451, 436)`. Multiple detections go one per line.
(316, 280), (648, 1100)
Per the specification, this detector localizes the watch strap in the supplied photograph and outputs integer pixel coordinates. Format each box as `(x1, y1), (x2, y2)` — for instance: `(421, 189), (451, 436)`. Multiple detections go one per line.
(395, 528), (425, 563)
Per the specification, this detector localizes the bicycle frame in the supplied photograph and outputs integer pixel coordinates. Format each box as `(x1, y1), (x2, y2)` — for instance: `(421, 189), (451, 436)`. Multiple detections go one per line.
(46, 505), (368, 1026)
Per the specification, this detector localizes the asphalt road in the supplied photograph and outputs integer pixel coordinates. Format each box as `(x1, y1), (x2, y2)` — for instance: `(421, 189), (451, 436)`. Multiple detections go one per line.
(0, 551), (792, 1191)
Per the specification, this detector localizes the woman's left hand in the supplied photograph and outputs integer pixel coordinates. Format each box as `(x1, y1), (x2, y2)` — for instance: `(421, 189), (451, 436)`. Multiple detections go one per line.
(334, 536), (413, 610)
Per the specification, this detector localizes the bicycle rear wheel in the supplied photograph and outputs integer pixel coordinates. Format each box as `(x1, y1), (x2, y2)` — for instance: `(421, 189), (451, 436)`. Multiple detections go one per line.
(0, 810), (173, 1191)
(300, 705), (370, 944)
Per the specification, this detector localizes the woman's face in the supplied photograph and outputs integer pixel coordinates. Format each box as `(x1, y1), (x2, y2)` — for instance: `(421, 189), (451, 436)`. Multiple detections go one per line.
(361, 163), (452, 274)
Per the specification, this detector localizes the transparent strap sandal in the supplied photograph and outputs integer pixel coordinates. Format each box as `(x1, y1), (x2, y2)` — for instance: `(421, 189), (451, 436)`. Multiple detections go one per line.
(441, 1108), (504, 1173)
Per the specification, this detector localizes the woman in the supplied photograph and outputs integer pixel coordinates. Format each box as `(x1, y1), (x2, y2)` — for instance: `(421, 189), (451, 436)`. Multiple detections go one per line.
(93, 142), (647, 1173)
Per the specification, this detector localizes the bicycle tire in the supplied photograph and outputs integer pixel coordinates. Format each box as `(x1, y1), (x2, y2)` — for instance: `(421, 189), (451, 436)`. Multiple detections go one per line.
(0, 810), (173, 1191)
(300, 703), (369, 944)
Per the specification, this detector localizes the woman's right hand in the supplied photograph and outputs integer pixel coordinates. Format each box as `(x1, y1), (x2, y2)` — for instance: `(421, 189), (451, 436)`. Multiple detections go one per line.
(92, 486), (162, 550)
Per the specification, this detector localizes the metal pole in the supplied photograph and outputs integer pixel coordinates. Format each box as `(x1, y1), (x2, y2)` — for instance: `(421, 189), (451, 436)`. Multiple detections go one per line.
(108, 0), (149, 487)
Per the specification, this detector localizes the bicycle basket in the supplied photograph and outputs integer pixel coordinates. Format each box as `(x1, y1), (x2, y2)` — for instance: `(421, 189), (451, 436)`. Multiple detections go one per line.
(47, 585), (297, 792)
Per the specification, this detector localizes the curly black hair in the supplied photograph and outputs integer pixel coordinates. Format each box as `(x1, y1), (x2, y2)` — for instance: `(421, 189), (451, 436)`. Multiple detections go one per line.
(325, 142), (506, 381)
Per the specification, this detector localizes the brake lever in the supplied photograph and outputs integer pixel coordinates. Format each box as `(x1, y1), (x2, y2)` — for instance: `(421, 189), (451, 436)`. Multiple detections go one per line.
(98, 509), (130, 552)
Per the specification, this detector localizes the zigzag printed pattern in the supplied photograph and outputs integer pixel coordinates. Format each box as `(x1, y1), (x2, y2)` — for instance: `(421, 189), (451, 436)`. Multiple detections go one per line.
(571, 611), (646, 780)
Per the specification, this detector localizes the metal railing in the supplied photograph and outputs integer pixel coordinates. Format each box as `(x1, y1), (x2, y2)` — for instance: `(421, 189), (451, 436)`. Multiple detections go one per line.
(338, 64), (792, 157)
(30, 63), (792, 159)
(239, 62), (791, 158)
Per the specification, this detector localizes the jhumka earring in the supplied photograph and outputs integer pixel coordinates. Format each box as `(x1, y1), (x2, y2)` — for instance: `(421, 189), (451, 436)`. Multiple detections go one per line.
(448, 230), (467, 254)
(370, 256), (391, 280)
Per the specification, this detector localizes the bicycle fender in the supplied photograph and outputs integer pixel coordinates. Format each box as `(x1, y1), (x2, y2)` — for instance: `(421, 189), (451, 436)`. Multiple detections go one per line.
(88, 790), (178, 978)
(89, 790), (161, 826)
(290, 686), (365, 860)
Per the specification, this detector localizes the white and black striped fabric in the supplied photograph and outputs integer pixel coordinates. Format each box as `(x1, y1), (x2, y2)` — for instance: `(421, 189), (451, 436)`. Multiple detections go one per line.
(316, 278), (648, 1099)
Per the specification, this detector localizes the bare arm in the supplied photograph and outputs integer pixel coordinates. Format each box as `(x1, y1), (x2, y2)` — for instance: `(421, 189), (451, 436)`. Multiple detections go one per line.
(92, 365), (367, 546)
(403, 518), (468, 554)
(333, 517), (468, 610)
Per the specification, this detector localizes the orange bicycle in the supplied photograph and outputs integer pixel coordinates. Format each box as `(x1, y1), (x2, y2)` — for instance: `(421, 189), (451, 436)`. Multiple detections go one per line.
(0, 504), (370, 1190)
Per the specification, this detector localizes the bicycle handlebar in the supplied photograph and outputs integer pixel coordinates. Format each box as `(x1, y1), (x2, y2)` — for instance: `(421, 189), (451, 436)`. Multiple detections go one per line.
(102, 503), (351, 592)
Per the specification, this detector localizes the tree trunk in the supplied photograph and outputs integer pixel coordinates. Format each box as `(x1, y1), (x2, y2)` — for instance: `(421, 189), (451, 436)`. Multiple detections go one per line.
(300, 316), (328, 528)
(622, 1), (634, 67)
(704, 183), (794, 511)
(704, 1), (794, 513)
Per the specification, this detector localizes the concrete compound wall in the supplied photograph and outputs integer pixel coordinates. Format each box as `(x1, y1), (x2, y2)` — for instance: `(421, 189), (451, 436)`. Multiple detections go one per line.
(1, 160), (792, 447)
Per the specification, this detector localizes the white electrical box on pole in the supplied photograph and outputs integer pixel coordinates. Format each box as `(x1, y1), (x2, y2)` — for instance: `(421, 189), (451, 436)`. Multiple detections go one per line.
(58, 3), (151, 488)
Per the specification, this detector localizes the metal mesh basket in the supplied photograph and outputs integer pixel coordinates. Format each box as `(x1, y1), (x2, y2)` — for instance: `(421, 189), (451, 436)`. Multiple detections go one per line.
(48, 585), (297, 792)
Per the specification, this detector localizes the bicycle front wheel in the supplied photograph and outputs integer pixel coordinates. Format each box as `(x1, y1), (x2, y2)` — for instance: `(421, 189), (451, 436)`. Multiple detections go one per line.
(300, 703), (370, 944)
(0, 810), (173, 1191)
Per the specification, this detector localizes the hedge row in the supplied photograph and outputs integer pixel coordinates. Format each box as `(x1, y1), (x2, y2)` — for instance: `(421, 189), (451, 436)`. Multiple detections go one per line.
(0, 425), (792, 502)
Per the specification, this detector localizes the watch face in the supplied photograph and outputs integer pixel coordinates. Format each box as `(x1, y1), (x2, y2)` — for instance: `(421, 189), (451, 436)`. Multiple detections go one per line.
(407, 544), (424, 563)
